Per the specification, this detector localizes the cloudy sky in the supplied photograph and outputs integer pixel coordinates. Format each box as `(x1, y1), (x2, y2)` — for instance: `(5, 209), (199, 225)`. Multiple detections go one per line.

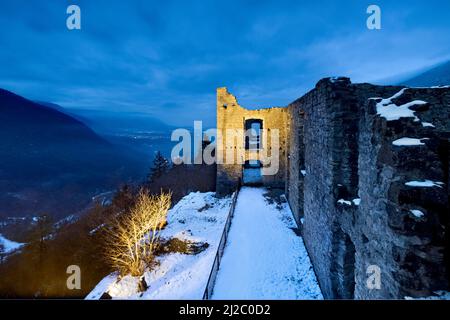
(1, 0), (449, 126)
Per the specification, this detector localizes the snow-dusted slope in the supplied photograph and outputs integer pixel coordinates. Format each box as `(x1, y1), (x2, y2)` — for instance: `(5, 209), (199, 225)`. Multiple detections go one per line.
(0, 234), (24, 254)
(212, 187), (323, 299)
(86, 191), (232, 300)
(88, 188), (323, 300)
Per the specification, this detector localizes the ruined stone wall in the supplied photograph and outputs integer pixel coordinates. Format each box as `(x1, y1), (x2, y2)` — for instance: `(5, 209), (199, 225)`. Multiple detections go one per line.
(286, 105), (305, 225)
(215, 78), (449, 299)
(286, 78), (450, 299)
(287, 78), (363, 298)
(216, 87), (289, 195)
(353, 85), (450, 299)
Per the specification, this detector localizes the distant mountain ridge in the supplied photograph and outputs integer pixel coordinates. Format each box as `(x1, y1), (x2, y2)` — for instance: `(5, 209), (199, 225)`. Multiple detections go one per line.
(33, 101), (175, 161)
(0, 89), (106, 146)
(0, 88), (147, 220)
(66, 109), (174, 135)
(400, 60), (450, 87)
(34, 100), (94, 125)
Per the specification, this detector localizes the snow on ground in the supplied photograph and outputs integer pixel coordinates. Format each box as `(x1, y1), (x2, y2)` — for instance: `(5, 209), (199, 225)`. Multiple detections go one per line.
(375, 88), (427, 122)
(86, 191), (232, 300)
(85, 274), (118, 300)
(212, 187), (323, 300)
(405, 180), (444, 188)
(0, 233), (24, 254)
(392, 137), (427, 146)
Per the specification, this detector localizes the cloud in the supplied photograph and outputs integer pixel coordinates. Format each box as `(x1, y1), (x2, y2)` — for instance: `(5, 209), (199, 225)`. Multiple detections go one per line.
(0, 0), (449, 127)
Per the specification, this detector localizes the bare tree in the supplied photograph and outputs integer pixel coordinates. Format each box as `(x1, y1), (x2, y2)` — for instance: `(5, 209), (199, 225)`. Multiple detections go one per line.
(103, 190), (171, 277)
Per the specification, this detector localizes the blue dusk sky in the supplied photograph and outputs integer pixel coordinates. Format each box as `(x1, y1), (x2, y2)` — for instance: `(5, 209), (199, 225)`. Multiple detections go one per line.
(0, 0), (449, 127)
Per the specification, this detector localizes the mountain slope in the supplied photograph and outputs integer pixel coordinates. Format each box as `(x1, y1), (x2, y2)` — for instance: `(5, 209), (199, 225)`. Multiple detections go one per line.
(33, 100), (93, 125)
(33, 103), (174, 160)
(0, 89), (147, 220)
(400, 60), (450, 87)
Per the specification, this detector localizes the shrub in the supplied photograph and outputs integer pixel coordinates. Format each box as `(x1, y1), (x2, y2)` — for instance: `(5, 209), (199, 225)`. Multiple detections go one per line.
(158, 238), (209, 255)
(103, 190), (171, 277)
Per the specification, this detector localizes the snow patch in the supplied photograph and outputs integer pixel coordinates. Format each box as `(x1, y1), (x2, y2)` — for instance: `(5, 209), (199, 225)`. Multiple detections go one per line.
(85, 274), (118, 300)
(422, 122), (435, 128)
(352, 198), (361, 206)
(410, 210), (424, 218)
(107, 275), (141, 298)
(375, 88), (427, 121)
(405, 180), (444, 188)
(337, 199), (352, 206)
(301, 170), (306, 177)
(0, 234), (24, 254)
(329, 77), (347, 83)
(392, 137), (428, 146)
(377, 100), (426, 121)
(89, 223), (106, 235)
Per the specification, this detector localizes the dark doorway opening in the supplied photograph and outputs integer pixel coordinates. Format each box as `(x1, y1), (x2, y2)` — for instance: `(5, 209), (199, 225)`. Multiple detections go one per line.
(243, 160), (263, 185)
(245, 119), (263, 150)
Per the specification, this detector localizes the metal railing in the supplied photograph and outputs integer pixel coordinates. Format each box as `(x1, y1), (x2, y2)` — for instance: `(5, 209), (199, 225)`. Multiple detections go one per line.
(202, 186), (240, 299)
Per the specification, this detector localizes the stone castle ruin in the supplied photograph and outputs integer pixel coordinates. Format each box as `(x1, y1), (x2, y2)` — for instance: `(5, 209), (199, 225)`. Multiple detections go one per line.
(215, 77), (450, 299)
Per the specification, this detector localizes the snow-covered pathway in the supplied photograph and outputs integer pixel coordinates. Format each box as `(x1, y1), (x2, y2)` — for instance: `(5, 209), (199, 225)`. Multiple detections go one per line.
(212, 187), (323, 299)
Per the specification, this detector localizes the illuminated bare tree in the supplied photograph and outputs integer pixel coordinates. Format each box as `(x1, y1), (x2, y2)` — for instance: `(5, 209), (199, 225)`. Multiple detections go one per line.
(103, 190), (171, 276)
